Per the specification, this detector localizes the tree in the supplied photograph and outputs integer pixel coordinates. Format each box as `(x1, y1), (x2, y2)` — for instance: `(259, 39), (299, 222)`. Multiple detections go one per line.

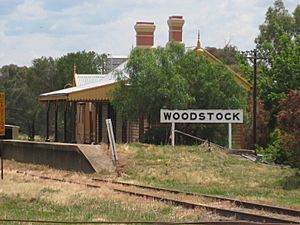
(0, 51), (109, 138)
(0, 65), (31, 134)
(276, 91), (300, 167)
(253, 1), (300, 162)
(255, 0), (300, 115)
(206, 44), (239, 65)
(55, 51), (108, 90)
(112, 43), (247, 145)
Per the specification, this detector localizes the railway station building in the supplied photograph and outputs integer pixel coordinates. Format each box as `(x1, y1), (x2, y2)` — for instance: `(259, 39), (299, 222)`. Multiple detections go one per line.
(39, 16), (251, 148)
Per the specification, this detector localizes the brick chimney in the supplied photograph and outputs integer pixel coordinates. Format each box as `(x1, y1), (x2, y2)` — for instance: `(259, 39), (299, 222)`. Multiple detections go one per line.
(167, 16), (184, 43)
(134, 22), (156, 48)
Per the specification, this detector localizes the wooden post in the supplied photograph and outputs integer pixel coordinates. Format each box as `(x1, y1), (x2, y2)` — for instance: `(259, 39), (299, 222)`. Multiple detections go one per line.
(97, 103), (102, 143)
(54, 101), (58, 142)
(139, 115), (144, 142)
(89, 103), (93, 144)
(72, 102), (76, 143)
(63, 102), (68, 143)
(228, 123), (232, 149)
(95, 102), (99, 144)
(45, 101), (51, 142)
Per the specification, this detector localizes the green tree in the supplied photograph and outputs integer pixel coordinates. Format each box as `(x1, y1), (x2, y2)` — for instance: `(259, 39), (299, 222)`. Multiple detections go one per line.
(0, 51), (109, 138)
(112, 43), (247, 145)
(206, 44), (239, 65)
(0, 65), (32, 134)
(255, 0), (300, 115)
(55, 51), (108, 89)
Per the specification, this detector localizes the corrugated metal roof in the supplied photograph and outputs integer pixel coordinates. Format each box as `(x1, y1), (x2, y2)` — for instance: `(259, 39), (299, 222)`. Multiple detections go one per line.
(75, 74), (106, 86)
(39, 60), (128, 101)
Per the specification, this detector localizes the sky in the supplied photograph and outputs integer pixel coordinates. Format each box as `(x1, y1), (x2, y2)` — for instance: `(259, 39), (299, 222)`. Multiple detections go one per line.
(0, 0), (298, 67)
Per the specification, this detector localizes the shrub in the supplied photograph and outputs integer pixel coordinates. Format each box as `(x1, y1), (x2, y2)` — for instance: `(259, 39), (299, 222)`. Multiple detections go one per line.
(276, 91), (300, 168)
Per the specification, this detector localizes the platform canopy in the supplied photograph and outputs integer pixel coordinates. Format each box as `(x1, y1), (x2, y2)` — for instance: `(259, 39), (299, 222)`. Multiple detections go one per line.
(39, 61), (128, 102)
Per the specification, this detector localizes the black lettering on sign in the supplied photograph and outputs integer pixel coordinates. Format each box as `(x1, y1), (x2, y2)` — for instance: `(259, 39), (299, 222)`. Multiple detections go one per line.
(233, 112), (240, 121)
(190, 112), (197, 120)
(207, 112), (214, 120)
(173, 113), (180, 120)
(216, 113), (223, 120)
(199, 113), (205, 120)
(164, 112), (172, 120)
(182, 113), (188, 120)
(224, 113), (231, 120)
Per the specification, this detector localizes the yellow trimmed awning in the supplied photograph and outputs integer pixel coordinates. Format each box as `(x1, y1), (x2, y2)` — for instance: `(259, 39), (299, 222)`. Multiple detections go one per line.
(40, 61), (128, 102)
(39, 82), (116, 102)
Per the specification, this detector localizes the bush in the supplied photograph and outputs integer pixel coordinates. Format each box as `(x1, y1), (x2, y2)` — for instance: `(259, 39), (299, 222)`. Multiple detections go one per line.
(256, 129), (288, 164)
(144, 126), (170, 145)
(276, 91), (300, 168)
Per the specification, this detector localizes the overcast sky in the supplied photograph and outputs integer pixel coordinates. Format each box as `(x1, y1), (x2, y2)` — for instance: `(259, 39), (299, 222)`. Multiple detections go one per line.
(0, 0), (298, 67)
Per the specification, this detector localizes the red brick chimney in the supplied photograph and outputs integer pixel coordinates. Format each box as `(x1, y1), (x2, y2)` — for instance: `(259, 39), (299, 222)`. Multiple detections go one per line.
(167, 16), (185, 43)
(134, 22), (156, 48)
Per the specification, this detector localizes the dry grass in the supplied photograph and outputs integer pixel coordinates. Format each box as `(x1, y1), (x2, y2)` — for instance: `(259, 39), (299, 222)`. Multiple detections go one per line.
(0, 160), (224, 223)
(117, 143), (300, 208)
(1, 143), (300, 223)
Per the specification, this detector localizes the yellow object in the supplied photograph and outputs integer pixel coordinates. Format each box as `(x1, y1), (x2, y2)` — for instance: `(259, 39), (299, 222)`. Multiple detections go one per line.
(39, 83), (115, 102)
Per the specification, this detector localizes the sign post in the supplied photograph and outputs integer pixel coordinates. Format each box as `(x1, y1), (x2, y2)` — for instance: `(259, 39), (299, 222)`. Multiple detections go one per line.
(160, 109), (243, 149)
(228, 123), (232, 149)
(171, 122), (175, 146)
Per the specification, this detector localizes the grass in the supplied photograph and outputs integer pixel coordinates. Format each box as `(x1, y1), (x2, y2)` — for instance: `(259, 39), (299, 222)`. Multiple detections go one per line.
(0, 170), (211, 224)
(0, 195), (182, 224)
(1, 143), (300, 223)
(119, 144), (300, 208)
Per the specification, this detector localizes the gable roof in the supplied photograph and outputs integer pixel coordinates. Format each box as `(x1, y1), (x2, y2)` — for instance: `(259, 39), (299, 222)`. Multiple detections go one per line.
(193, 34), (252, 92)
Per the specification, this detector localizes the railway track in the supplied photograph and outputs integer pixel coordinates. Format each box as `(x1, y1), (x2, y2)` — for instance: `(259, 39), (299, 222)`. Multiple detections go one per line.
(13, 171), (300, 224)
(93, 178), (300, 217)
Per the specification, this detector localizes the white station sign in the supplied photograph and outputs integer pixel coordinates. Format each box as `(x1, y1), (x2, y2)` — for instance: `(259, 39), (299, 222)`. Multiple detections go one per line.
(160, 109), (243, 123)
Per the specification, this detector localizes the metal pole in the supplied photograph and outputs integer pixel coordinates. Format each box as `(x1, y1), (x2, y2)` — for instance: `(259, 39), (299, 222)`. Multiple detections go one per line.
(171, 123), (175, 146)
(253, 49), (257, 152)
(228, 123), (232, 149)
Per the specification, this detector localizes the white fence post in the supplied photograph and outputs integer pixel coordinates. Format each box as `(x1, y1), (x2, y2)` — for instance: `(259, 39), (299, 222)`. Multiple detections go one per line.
(228, 123), (232, 149)
(106, 119), (118, 164)
(171, 122), (175, 146)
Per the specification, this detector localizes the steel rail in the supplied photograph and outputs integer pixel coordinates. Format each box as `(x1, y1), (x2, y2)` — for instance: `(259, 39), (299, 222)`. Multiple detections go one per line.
(0, 218), (293, 225)
(14, 171), (298, 224)
(112, 188), (298, 224)
(93, 178), (300, 217)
